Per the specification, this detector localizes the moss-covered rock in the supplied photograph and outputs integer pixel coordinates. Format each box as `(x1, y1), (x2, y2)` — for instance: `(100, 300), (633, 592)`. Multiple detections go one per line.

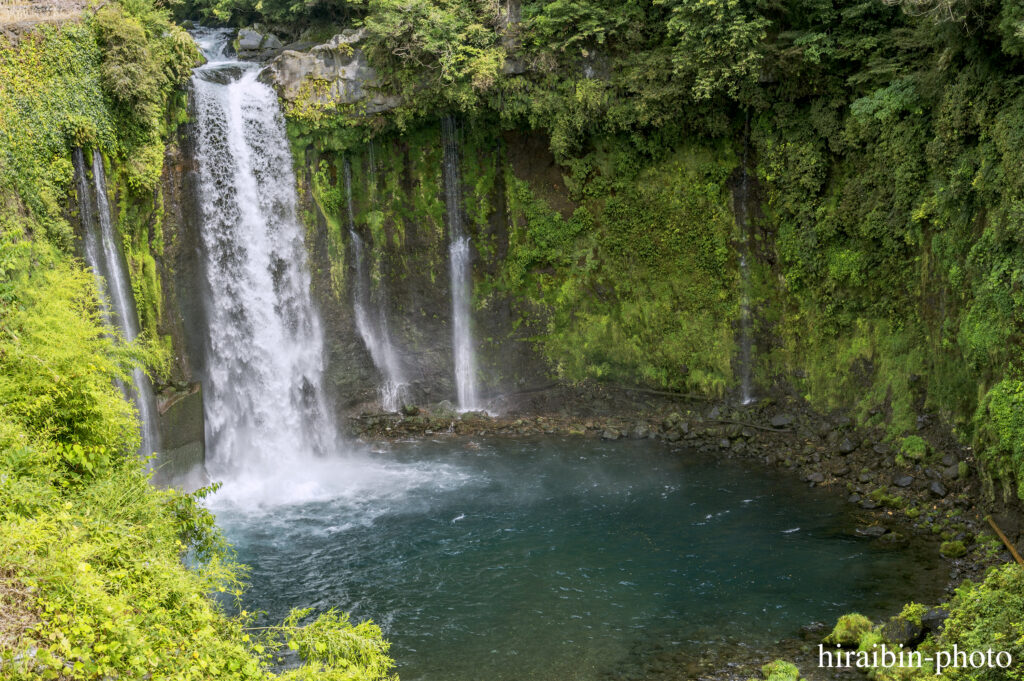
(899, 435), (928, 461)
(940, 540), (967, 558)
(824, 613), (874, 647)
(756, 660), (802, 681)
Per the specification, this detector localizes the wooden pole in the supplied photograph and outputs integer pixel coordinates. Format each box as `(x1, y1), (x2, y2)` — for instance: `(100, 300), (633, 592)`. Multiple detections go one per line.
(986, 516), (1024, 566)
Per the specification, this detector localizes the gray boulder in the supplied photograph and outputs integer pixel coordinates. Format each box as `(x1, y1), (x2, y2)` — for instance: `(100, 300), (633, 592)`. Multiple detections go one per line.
(260, 29), (401, 114)
(237, 27), (284, 61)
(882, 616), (925, 647)
(921, 607), (949, 633)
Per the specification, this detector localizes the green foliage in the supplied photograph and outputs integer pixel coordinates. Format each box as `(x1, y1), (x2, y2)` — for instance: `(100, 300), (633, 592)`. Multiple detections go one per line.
(0, 23), (114, 249)
(975, 379), (1024, 501)
(178, 0), (364, 28)
(0, 8), (398, 680)
(897, 602), (928, 627)
(275, 609), (397, 681)
(758, 659), (803, 681)
(493, 141), (737, 393)
(363, 0), (505, 111)
(92, 7), (163, 124)
(655, 0), (769, 100)
(900, 435), (929, 461)
(923, 565), (1024, 680)
(0, 232), (152, 454)
(824, 613), (874, 647)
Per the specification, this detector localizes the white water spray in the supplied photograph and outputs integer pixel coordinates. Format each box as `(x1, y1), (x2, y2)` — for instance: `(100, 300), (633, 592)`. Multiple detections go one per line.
(190, 29), (337, 487)
(441, 115), (480, 411)
(73, 148), (160, 455)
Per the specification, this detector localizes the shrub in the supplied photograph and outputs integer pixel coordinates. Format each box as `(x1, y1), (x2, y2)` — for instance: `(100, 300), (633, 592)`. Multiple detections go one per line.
(923, 565), (1024, 681)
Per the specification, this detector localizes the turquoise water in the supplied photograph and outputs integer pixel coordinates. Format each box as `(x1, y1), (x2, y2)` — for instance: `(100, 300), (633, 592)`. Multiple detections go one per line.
(212, 437), (945, 680)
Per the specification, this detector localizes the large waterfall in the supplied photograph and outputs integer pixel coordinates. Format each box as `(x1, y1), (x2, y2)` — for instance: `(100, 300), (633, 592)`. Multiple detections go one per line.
(441, 115), (480, 411)
(73, 148), (160, 456)
(190, 29), (337, 482)
(344, 157), (407, 411)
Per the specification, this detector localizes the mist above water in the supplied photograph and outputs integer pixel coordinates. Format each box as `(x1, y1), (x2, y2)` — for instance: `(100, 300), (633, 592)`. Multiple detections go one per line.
(217, 437), (947, 681)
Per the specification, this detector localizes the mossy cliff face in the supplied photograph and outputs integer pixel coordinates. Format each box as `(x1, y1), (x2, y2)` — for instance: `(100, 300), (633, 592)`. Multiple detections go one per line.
(290, 118), (740, 409)
(278, 60), (1024, 512)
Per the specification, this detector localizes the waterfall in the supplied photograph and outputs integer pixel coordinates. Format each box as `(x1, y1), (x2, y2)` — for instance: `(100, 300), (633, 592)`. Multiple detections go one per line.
(344, 157), (407, 411)
(441, 115), (480, 411)
(736, 121), (755, 406)
(73, 148), (161, 455)
(190, 28), (337, 476)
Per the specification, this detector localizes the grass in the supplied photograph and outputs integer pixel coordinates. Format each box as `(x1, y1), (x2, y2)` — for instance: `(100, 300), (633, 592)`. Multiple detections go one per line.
(0, 567), (38, 654)
(0, 0), (86, 28)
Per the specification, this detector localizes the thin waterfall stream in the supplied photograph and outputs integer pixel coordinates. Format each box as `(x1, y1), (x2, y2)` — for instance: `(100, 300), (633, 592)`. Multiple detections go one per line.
(736, 127), (755, 406)
(73, 148), (160, 456)
(441, 115), (480, 411)
(344, 157), (407, 411)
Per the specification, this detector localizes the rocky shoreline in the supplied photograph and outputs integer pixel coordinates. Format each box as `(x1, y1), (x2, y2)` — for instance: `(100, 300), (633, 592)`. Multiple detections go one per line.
(344, 383), (1022, 680)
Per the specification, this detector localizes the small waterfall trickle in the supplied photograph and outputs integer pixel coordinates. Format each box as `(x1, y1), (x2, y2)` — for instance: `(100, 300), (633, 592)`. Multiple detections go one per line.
(190, 28), (337, 478)
(344, 157), (407, 411)
(73, 148), (161, 455)
(735, 121), (756, 406)
(441, 115), (480, 411)
(367, 139), (377, 179)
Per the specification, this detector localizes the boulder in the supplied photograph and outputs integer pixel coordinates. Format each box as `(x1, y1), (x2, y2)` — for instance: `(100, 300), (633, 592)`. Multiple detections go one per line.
(629, 423), (650, 440)
(806, 471), (825, 483)
(824, 613), (873, 647)
(893, 474), (914, 488)
(940, 540), (966, 558)
(882, 616), (925, 647)
(260, 29), (401, 113)
(770, 413), (794, 428)
(236, 27), (284, 61)
(856, 525), (889, 538)
(838, 437), (858, 454)
(432, 400), (457, 420)
(151, 384), (208, 491)
(929, 481), (948, 498)
(920, 607), (949, 633)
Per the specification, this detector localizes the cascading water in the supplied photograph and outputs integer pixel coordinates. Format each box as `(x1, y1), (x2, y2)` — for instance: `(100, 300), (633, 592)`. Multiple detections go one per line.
(736, 123), (755, 406)
(344, 157), (407, 411)
(73, 148), (160, 455)
(190, 29), (337, 489)
(441, 115), (480, 411)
